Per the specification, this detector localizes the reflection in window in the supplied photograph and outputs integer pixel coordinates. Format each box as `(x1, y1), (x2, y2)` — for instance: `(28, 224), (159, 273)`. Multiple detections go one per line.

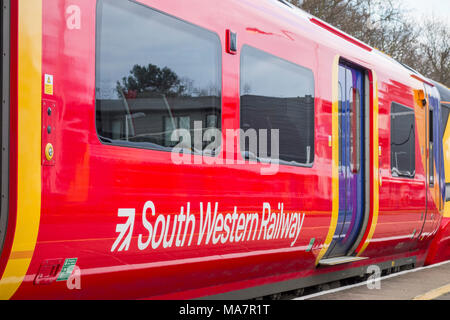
(164, 116), (191, 147)
(390, 102), (415, 178)
(240, 46), (315, 166)
(95, 0), (221, 154)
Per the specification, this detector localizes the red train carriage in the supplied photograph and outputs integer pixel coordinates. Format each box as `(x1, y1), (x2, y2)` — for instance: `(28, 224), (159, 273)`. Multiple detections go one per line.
(0, 0), (448, 299)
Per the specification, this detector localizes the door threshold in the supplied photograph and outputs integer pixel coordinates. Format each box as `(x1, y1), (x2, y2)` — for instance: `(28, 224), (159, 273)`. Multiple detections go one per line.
(319, 256), (369, 266)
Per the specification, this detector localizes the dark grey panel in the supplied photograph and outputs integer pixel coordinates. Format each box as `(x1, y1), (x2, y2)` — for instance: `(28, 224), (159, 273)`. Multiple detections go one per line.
(0, 0), (10, 255)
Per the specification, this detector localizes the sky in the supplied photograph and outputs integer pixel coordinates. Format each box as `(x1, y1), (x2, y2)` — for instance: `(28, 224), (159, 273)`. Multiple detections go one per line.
(401, 0), (450, 22)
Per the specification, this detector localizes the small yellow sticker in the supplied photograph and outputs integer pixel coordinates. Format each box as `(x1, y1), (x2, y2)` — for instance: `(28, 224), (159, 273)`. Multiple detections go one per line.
(44, 74), (53, 95)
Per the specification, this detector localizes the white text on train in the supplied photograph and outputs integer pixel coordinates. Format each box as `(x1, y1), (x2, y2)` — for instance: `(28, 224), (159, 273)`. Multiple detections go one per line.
(111, 202), (305, 252)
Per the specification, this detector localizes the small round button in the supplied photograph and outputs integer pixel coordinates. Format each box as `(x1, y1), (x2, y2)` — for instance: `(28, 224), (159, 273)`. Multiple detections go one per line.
(45, 143), (54, 161)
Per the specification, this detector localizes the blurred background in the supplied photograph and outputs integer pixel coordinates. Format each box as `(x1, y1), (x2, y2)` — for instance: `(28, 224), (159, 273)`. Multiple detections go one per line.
(286, 0), (450, 87)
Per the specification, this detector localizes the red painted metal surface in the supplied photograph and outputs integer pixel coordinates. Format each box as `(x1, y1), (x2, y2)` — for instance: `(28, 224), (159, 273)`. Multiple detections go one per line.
(309, 17), (373, 52)
(1, 0), (445, 299)
(426, 218), (450, 264)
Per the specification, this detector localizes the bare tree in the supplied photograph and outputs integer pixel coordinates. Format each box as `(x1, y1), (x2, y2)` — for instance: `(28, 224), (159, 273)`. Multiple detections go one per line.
(285, 0), (450, 87)
(416, 16), (450, 86)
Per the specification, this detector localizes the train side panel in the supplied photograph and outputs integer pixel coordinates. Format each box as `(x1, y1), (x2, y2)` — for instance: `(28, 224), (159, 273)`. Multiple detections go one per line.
(0, 0), (445, 299)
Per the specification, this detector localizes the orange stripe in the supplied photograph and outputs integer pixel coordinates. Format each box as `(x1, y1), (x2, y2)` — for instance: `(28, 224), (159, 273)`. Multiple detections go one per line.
(9, 251), (34, 260)
(411, 74), (435, 87)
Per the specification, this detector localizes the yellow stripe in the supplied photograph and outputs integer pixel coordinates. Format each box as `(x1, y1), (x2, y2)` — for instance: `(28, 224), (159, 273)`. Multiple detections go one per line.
(357, 71), (379, 256)
(0, 0), (42, 299)
(413, 283), (450, 300)
(316, 55), (340, 265)
(444, 117), (450, 217)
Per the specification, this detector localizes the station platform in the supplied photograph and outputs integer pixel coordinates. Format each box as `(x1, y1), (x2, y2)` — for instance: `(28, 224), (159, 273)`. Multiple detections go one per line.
(295, 260), (450, 300)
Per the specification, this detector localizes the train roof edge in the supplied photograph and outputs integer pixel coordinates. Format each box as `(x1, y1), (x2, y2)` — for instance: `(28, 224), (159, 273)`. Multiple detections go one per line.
(269, 0), (448, 94)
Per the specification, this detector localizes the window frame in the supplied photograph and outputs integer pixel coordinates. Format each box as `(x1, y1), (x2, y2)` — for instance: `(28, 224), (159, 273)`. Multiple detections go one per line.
(94, 0), (223, 157)
(238, 44), (316, 168)
(390, 101), (416, 179)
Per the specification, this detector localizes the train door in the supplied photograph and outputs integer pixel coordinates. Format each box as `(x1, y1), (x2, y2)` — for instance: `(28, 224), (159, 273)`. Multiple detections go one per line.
(324, 63), (365, 259)
(443, 104), (450, 217)
(420, 84), (443, 238)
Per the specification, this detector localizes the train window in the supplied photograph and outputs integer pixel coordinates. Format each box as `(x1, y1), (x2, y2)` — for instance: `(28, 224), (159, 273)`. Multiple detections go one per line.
(240, 45), (315, 166)
(351, 88), (361, 173)
(390, 102), (415, 178)
(95, 0), (221, 154)
(442, 106), (450, 139)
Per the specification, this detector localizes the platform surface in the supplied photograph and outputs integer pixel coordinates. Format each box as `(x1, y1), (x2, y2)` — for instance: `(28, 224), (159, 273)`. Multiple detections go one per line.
(296, 260), (450, 300)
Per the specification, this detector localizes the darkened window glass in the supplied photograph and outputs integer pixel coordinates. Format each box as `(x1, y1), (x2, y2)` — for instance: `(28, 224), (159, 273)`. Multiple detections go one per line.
(391, 102), (415, 178)
(96, 0), (221, 153)
(351, 88), (361, 173)
(240, 46), (315, 165)
(447, 184), (450, 202)
(442, 106), (450, 139)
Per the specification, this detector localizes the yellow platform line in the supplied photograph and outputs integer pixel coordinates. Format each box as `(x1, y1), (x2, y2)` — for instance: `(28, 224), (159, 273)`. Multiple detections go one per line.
(413, 283), (450, 300)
